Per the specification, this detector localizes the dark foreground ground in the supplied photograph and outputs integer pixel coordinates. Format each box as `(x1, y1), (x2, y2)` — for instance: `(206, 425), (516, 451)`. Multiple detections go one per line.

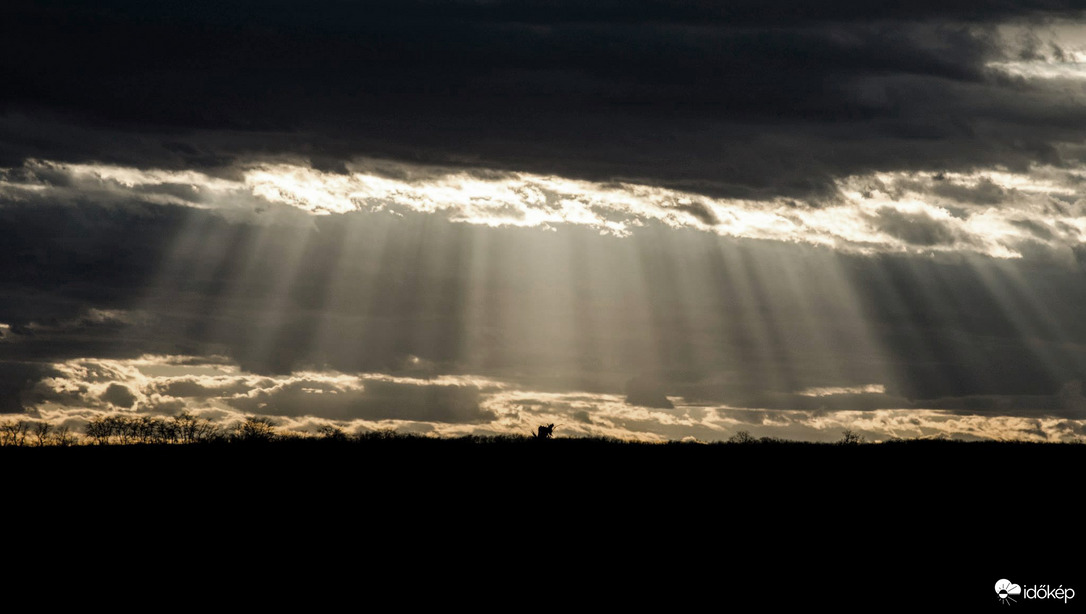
(5, 437), (1081, 609)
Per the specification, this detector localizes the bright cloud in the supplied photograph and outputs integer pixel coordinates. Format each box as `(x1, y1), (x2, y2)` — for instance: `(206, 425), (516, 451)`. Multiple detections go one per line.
(988, 59), (1086, 79)
(798, 384), (887, 397)
(3, 157), (1086, 259)
(989, 21), (1086, 80)
(17, 355), (1086, 443)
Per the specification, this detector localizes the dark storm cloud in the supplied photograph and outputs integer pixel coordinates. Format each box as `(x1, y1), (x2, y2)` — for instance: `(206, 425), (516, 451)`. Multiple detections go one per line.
(731, 392), (914, 412)
(0, 199), (183, 304)
(3, 2), (1085, 198)
(0, 199), (198, 368)
(923, 380), (1086, 419)
(3, 3), (1086, 442)
(0, 361), (50, 413)
(667, 200), (719, 226)
(848, 254), (1086, 400)
(151, 377), (266, 400)
(99, 383), (137, 409)
(720, 382), (1086, 419)
(225, 378), (493, 423)
(930, 176), (1008, 205)
(869, 207), (962, 246)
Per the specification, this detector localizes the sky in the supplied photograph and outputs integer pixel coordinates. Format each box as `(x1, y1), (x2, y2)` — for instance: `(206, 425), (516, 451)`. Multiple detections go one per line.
(3, 1), (1086, 442)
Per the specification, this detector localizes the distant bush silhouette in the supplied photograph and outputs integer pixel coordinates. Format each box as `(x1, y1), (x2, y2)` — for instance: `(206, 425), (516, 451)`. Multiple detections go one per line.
(758, 436), (789, 444)
(357, 429), (400, 441)
(234, 416), (277, 442)
(317, 425), (348, 441)
(839, 429), (865, 445)
(533, 423), (555, 440)
(728, 430), (757, 444)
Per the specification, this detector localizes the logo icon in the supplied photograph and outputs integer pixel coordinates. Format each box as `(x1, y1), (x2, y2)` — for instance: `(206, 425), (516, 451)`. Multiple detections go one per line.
(996, 579), (1022, 605)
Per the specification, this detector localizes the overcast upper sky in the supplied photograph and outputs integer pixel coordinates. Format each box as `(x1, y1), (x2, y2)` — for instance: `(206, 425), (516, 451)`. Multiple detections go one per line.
(3, 1), (1086, 442)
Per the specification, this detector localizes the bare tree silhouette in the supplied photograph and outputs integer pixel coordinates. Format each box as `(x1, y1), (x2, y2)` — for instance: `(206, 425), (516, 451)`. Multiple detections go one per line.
(172, 411), (219, 444)
(33, 421), (50, 447)
(728, 430), (757, 444)
(235, 416), (277, 442)
(839, 429), (865, 445)
(1, 420), (30, 446)
(53, 425), (74, 447)
(85, 416), (113, 445)
(317, 425), (348, 441)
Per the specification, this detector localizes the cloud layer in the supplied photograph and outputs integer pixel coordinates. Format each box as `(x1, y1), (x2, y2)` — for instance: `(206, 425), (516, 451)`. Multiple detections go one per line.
(3, 3), (1086, 441)
(14, 354), (1086, 443)
(4, 158), (1086, 259)
(3, 3), (1086, 199)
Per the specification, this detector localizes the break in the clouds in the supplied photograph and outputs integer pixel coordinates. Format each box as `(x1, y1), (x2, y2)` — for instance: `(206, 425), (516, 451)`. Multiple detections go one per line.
(4, 157), (1086, 259)
(3, 2), (1086, 442)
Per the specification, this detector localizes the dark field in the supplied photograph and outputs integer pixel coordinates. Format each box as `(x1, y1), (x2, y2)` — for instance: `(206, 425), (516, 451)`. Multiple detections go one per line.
(6, 437), (1078, 608)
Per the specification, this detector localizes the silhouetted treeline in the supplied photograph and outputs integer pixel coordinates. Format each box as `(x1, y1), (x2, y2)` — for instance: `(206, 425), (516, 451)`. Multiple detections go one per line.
(0, 412), (277, 446)
(0, 416), (1083, 447)
(0, 419), (75, 447)
(0, 413), (447, 447)
(83, 412), (225, 445)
